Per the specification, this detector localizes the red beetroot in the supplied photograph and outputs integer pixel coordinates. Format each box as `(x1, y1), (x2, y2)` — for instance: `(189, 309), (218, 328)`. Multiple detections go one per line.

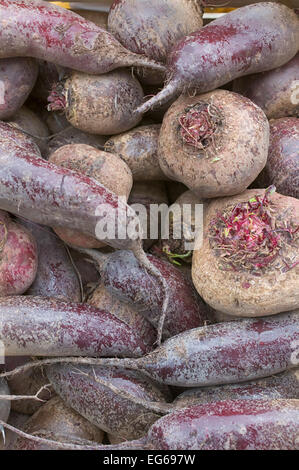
(83, 249), (207, 339)
(0, 57), (38, 119)
(0, 0), (165, 75)
(136, 3), (299, 114)
(0, 210), (37, 295)
(233, 53), (299, 119)
(140, 399), (299, 450)
(18, 219), (81, 302)
(0, 296), (154, 358)
(255, 118), (299, 199)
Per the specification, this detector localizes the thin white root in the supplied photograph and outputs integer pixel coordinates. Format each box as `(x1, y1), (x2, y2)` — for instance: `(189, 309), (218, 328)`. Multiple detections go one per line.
(0, 383), (52, 402)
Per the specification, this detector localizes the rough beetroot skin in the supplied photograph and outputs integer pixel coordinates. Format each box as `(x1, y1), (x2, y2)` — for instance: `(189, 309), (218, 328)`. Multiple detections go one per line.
(144, 399), (299, 450)
(81, 311), (299, 387)
(0, 57), (38, 119)
(0, 296), (154, 358)
(256, 118), (298, 199)
(100, 250), (207, 338)
(136, 3), (299, 114)
(233, 53), (299, 119)
(0, 0), (165, 74)
(18, 219), (81, 302)
(0, 210), (37, 295)
(173, 369), (299, 407)
(47, 363), (170, 441)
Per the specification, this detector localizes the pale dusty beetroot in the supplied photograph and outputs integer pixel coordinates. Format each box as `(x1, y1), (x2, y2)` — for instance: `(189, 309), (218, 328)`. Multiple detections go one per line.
(9, 105), (50, 157)
(233, 53), (299, 119)
(49, 143), (133, 248)
(255, 118), (299, 199)
(0, 296), (154, 358)
(192, 189), (299, 317)
(0, 0), (165, 74)
(48, 70), (144, 135)
(18, 219), (81, 302)
(0, 57), (38, 119)
(108, 0), (203, 85)
(173, 369), (299, 408)
(158, 90), (269, 198)
(14, 396), (104, 450)
(128, 181), (168, 249)
(105, 124), (166, 181)
(46, 126), (107, 159)
(0, 211), (37, 296)
(46, 363), (170, 441)
(136, 3), (299, 114)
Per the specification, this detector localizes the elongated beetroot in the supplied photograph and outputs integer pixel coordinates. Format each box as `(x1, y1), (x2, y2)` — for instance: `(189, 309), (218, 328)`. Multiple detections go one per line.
(136, 3), (299, 114)
(0, 296), (154, 358)
(0, 57), (38, 119)
(0, 211), (37, 296)
(140, 399), (299, 450)
(47, 363), (170, 441)
(0, 0), (165, 75)
(173, 369), (299, 408)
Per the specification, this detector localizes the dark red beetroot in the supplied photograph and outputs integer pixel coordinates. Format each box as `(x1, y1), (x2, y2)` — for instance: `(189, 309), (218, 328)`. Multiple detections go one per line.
(136, 3), (299, 114)
(46, 127), (107, 160)
(0, 0), (165, 75)
(140, 399), (299, 450)
(108, 0), (203, 85)
(255, 118), (298, 199)
(31, 59), (66, 104)
(173, 369), (299, 408)
(83, 249), (207, 339)
(0, 57), (38, 119)
(233, 53), (299, 119)
(0, 210), (37, 296)
(46, 363), (170, 441)
(0, 296), (154, 358)
(17, 219), (81, 301)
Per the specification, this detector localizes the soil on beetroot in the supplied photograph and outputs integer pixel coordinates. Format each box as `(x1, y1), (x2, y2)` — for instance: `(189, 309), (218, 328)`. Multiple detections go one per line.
(209, 187), (298, 276)
(178, 102), (224, 153)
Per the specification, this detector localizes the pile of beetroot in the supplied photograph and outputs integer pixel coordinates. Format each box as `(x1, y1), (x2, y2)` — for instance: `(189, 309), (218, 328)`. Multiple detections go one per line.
(0, 0), (298, 451)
